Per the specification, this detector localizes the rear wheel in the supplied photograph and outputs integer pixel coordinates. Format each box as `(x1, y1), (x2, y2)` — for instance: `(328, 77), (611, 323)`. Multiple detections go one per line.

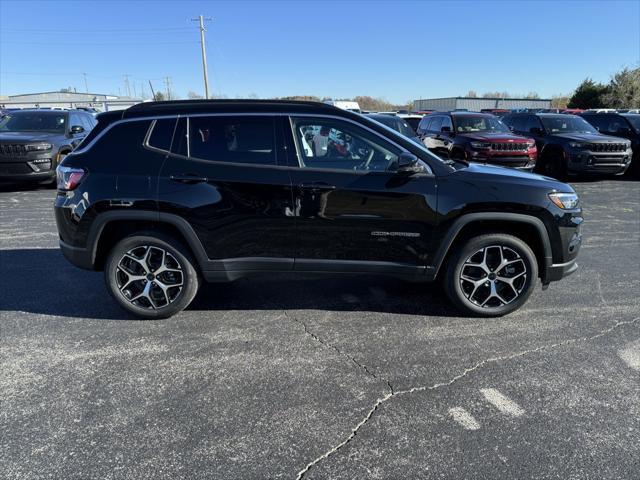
(444, 234), (538, 317)
(105, 234), (200, 319)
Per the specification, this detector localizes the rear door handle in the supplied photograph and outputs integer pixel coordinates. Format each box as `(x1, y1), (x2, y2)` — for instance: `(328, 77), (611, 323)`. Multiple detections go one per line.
(170, 174), (208, 184)
(298, 182), (336, 191)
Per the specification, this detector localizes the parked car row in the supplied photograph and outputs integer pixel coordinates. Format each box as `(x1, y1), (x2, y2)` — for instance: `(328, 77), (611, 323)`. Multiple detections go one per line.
(367, 109), (639, 179)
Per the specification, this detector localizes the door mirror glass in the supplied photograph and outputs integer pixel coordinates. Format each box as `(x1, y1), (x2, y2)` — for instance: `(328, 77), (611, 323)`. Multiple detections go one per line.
(70, 125), (85, 135)
(529, 126), (542, 135)
(441, 126), (452, 133)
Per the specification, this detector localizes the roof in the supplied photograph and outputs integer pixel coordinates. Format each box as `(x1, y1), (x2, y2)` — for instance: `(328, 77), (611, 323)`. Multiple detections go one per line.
(124, 99), (341, 119)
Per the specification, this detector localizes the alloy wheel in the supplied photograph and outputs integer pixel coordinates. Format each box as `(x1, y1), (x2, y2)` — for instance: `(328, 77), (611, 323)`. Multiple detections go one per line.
(459, 245), (527, 308)
(115, 245), (184, 309)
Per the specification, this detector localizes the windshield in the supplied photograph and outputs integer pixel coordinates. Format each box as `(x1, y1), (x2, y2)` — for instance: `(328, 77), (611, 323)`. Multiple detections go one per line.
(454, 115), (510, 133)
(373, 116), (417, 138)
(622, 115), (640, 133)
(0, 112), (66, 133)
(540, 115), (597, 134)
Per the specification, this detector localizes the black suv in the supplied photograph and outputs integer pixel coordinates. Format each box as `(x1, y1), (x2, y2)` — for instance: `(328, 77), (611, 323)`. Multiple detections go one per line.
(579, 112), (640, 177)
(55, 100), (582, 318)
(0, 109), (96, 184)
(416, 112), (537, 170)
(502, 113), (633, 179)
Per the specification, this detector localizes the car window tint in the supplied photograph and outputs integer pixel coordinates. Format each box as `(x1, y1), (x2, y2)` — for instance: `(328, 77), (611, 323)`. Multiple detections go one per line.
(417, 116), (431, 133)
(441, 116), (453, 131)
(69, 113), (83, 130)
(523, 116), (542, 132)
(429, 116), (443, 132)
(291, 117), (400, 172)
(147, 118), (177, 152)
(188, 116), (276, 165)
(79, 114), (93, 131)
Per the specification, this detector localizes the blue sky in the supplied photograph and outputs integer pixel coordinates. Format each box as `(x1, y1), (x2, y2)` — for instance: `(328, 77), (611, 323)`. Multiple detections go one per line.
(1, 0), (639, 103)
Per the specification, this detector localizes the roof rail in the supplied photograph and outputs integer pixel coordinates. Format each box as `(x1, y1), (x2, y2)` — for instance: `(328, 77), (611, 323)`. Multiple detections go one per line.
(127, 99), (336, 111)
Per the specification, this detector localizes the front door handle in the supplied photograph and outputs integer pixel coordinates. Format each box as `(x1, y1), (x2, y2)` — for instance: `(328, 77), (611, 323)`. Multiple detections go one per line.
(170, 174), (208, 184)
(298, 182), (336, 191)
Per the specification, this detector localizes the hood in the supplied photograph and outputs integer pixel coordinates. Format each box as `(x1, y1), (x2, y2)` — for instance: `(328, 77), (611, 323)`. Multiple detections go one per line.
(0, 131), (63, 142)
(548, 132), (623, 143)
(451, 162), (572, 192)
(458, 131), (530, 142)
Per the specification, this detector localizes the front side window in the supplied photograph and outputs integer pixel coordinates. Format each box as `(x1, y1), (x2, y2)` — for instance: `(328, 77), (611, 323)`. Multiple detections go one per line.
(539, 115), (597, 134)
(453, 115), (509, 133)
(441, 116), (453, 131)
(0, 112), (66, 133)
(291, 117), (400, 172)
(188, 116), (276, 165)
(429, 116), (443, 132)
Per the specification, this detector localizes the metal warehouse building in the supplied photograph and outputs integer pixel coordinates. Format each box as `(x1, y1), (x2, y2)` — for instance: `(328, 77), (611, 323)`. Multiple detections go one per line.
(414, 97), (551, 111)
(1, 91), (142, 111)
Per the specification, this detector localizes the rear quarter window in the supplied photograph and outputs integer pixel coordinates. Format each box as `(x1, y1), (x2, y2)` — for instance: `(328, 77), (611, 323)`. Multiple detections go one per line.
(146, 118), (177, 152)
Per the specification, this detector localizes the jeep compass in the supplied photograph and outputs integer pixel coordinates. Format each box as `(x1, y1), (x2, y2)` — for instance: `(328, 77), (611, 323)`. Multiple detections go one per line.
(54, 100), (582, 318)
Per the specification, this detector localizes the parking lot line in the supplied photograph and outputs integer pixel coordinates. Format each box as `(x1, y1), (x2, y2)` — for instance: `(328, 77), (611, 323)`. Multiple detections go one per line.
(448, 407), (481, 430)
(480, 388), (525, 417)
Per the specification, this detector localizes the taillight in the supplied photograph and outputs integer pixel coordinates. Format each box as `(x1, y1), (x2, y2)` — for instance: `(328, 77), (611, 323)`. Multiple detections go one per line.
(56, 166), (86, 191)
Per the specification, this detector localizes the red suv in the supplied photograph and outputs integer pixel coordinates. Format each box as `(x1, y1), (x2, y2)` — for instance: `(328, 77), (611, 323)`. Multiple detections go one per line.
(416, 112), (537, 170)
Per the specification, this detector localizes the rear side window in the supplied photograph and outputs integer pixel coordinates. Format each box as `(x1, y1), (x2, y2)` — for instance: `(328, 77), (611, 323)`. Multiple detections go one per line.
(147, 118), (177, 152)
(88, 120), (152, 156)
(188, 116), (276, 166)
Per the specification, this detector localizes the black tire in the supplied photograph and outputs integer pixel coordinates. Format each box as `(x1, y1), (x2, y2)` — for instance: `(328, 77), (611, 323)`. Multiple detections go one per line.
(104, 234), (200, 319)
(444, 234), (538, 317)
(536, 152), (566, 180)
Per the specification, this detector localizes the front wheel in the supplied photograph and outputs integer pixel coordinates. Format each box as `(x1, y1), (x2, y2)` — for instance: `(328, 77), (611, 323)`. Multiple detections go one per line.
(444, 234), (538, 317)
(105, 234), (200, 319)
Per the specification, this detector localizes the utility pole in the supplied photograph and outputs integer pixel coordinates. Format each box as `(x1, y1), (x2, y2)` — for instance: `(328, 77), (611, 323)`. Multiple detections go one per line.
(192, 15), (212, 99)
(123, 74), (132, 97)
(164, 76), (172, 100)
(82, 73), (89, 93)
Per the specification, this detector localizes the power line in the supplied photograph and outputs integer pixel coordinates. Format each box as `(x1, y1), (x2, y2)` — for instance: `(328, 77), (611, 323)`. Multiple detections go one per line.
(192, 15), (212, 99)
(123, 74), (132, 97)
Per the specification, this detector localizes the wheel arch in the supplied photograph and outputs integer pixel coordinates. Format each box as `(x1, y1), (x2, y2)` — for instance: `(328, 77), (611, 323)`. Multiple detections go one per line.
(88, 211), (208, 271)
(430, 213), (553, 281)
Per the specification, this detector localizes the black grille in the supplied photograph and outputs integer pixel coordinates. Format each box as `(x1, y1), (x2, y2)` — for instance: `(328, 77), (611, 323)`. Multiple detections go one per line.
(0, 163), (32, 175)
(490, 142), (528, 152)
(588, 143), (627, 152)
(0, 144), (28, 157)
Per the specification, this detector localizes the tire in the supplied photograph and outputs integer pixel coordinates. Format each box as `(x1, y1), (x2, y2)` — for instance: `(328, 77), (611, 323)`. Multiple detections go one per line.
(444, 234), (538, 317)
(104, 234), (200, 319)
(536, 152), (566, 180)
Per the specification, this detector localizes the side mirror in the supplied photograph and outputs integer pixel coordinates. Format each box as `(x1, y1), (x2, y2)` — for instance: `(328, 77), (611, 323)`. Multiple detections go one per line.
(70, 125), (85, 135)
(441, 126), (452, 133)
(617, 127), (631, 135)
(396, 152), (424, 174)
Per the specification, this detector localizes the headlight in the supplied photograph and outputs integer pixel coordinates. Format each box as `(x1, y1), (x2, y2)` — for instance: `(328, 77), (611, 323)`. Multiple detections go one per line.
(470, 142), (491, 149)
(26, 143), (52, 151)
(526, 141), (536, 148)
(569, 142), (585, 148)
(549, 192), (579, 209)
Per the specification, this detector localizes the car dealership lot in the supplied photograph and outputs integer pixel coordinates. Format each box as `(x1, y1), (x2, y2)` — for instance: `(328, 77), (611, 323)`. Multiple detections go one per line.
(1, 180), (639, 479)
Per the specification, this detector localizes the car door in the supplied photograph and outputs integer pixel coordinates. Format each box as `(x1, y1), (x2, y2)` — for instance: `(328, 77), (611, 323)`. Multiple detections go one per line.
(423, 115), (443, 154)
(157, 114), (296, 272)
(437, 115), (454, 156)
(284, 115), (438, 275)
(68, 112), (88, 148)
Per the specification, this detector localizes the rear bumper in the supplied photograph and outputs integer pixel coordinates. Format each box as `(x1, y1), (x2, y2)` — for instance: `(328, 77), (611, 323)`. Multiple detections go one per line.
(59, 239), (94, 270)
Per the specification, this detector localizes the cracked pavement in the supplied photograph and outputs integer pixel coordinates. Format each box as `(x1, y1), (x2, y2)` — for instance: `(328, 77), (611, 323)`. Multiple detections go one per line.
(1, 179), (639, 479)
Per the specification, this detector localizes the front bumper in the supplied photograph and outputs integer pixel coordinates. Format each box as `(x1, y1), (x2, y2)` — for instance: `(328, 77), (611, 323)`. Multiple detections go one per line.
(0, 157), (55, 182)
(467, 152), (536, 170)
(566, 150), (632, 174)
(544, 259), (579, 283)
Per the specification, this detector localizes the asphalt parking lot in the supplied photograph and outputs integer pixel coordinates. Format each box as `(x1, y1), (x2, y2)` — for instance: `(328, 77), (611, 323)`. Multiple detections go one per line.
(1, 178), (639, 479)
